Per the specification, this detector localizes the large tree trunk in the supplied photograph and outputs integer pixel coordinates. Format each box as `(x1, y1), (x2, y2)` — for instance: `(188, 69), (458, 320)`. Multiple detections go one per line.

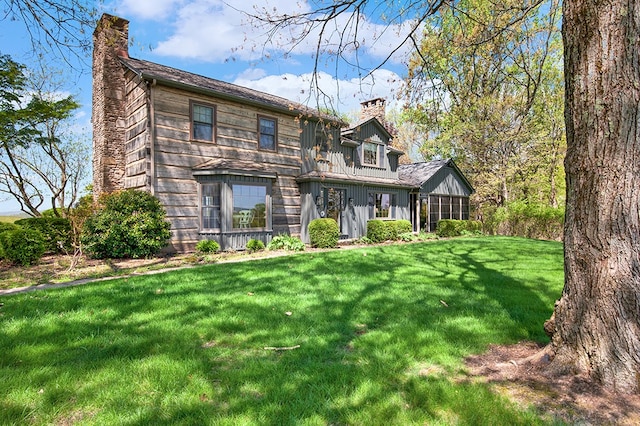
(550, 0), (640, 393)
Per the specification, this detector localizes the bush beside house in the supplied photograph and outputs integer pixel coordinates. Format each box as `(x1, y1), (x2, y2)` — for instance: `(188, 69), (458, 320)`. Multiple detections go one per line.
(308, 219), (340, 248)
(82, 190), (171, 259)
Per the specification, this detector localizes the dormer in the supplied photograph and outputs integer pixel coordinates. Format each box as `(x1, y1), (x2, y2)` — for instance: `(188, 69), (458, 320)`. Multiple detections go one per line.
(341, 98), (403, 169)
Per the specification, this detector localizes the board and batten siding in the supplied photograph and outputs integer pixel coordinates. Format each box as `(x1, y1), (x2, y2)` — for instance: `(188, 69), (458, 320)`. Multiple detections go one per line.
(299, 121), (400, 180)
(419, 166), (473, 197)
(299, 180), (410, 243)
(139, 83), (302, 251)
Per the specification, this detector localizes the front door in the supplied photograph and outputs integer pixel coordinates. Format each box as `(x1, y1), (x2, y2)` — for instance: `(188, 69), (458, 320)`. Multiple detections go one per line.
(325, 187), (345, 234)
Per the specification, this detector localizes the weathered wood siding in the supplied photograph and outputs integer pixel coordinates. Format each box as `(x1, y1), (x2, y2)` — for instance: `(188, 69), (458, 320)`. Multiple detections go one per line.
(142, 83), (302, 251)
(123, 70), (150, 190)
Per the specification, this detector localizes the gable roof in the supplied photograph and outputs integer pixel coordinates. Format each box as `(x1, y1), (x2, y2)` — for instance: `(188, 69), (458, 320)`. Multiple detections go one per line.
(120, 56), (341, 123)
(398, 159), (474, 193)
(341, 116), (393, 141)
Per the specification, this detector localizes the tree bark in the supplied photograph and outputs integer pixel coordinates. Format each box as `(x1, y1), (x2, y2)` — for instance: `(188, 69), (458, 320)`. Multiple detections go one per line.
(550, 0), (640, 393)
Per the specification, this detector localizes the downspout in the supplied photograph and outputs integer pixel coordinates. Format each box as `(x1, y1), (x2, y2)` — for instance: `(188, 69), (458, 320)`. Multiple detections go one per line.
(148, 78), (157, 195)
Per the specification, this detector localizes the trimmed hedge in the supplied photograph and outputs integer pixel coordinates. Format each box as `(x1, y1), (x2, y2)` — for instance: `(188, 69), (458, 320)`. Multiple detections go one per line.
(308, 218), (340, 248)
(367, 220), (389, 243)
(82, 190), (171, 259)
(436, 219), (483, 237)
(14, 217), (72, 254)
(0, 228), (46, 266)
(367, 219), (413, 242)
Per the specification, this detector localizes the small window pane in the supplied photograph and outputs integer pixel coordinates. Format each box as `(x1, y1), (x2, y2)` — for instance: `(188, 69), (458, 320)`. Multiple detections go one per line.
(363, 142), (378, 165)
(259, 117), (276, 150)
(193, 104), (213, 141)
(201, 183), (220, 229)
(373, 192), (393, 218)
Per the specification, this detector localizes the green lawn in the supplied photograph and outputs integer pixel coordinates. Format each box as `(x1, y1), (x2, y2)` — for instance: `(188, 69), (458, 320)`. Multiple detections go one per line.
(0, 237), (564, 425)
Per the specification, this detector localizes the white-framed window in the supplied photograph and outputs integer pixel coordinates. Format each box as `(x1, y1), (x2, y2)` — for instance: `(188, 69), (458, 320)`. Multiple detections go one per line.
(363, 142), (378, 166)
(201, 183), (221, 230)
(191, 101), (215, 142)
(258, 116), (277, 151)
(369, 192), (395, 218)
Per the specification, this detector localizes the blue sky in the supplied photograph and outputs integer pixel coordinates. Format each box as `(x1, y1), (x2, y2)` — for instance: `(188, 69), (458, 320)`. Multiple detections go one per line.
(0, 0), (419, 213)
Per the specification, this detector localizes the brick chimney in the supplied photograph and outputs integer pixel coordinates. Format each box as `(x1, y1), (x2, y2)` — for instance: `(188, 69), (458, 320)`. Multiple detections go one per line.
(92, 14), (129, 197)
(360, 98), (386, 126)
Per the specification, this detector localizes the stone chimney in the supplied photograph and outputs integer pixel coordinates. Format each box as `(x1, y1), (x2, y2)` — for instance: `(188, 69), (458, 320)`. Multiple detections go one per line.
(360, 98), (386, 126)
(92, 14), (129, 197)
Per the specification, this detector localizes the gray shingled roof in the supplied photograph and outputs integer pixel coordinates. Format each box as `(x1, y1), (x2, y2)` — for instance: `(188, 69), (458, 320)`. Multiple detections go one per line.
(397, 159), (454, 188)
(120, 56), (337, 121)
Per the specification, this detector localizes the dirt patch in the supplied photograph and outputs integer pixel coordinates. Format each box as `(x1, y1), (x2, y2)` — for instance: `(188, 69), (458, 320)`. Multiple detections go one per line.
(463, 341), (640, 425)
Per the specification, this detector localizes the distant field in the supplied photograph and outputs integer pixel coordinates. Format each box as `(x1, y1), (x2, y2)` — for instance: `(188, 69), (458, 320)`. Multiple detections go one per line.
(0, 215), (25, 223)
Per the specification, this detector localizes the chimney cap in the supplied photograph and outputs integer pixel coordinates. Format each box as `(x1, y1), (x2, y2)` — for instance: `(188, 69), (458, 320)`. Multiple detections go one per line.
(360, 97), (386, 106)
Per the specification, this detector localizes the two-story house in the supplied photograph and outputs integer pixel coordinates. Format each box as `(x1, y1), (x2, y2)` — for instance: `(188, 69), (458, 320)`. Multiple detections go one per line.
(92, 14), (473, 251)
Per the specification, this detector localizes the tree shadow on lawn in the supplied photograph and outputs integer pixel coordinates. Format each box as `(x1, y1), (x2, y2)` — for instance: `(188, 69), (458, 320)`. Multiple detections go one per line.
(0, 238), (564, 424)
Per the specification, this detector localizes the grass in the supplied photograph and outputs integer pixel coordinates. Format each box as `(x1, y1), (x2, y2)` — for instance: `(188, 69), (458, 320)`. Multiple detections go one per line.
(0, 236), (564, 425)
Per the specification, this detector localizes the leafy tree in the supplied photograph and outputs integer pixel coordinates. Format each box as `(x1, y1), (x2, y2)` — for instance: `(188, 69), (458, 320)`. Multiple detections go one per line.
(250, 0), (640, 393)
(0, 54), (89, 217)
(403, 0), (564, 212)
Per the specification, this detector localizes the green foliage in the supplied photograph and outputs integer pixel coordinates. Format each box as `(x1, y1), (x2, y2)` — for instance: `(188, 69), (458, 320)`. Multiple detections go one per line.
(195, 239), (220, 254)
(246, 239), (265, 253)
(308, 218), (340, 248)
(404, 0), (566, 216)
(483, 201), (564, 240)
(14, 217), (71, 253)
(0, 222), (19, 234)
(358, 236), (373, 245)
(267, 234), (305, 251)
(436, 220), (483, 238)
(0, 54), (86, 217)
(399, 232), (416, 242)
(82, 190), (171, 259)
(367, 220), (412, 242)
(0, 228), (46, 266)
(389, 219), (412, 239)
(366, 220), (389, 243)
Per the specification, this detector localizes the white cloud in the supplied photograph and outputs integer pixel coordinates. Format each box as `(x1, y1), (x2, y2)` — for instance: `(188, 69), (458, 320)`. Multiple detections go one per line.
(116, 0), (183, 21)
(120, 0), (419, 66)
(233, 68), (406, 115)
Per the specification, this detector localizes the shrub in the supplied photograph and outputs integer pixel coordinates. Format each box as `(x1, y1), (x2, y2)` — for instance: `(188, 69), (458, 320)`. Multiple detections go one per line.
(436, 219), (483, 238)
(0, 228), (46, 266)
(0, 222), (19, 234)
(196, 239), (220, 254)
(387, 220), (412, 240)
(308, 218), (340, 248)
(82, 190), (171, 259)
(246, 239), (265, 253)
(15, 217), (72, 254)
(481, 201), (564, 240)
(267, 234), (305, 251)
(399, 232), (416, 242)
(366, 220), (389, 243)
